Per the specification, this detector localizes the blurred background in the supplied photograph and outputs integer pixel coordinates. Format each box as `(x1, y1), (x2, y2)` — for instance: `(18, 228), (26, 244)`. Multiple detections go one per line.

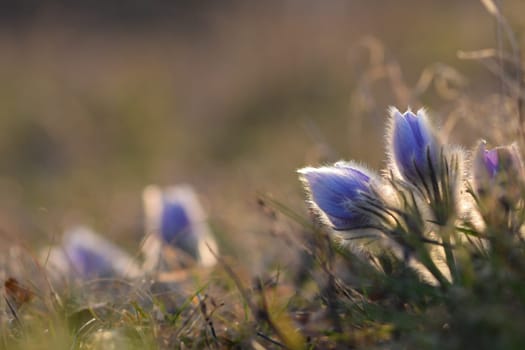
(0, 0), (523, 269)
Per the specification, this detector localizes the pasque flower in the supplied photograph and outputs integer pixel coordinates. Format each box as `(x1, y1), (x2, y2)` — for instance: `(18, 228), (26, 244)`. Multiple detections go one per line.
(160, 198), (192, 245)
(298, 162), (378, 231)
(45, 226), (142, 279)
(473, 140), (525, 209)
(142, 184), (218, 268)
(388, 108), (441, 185)
(387, 108), (464, 226)
(65, 232), (113, 277)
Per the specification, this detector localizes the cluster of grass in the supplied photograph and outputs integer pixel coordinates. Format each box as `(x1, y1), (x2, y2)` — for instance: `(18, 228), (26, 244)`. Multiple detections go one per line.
(4, 179), (525, 349)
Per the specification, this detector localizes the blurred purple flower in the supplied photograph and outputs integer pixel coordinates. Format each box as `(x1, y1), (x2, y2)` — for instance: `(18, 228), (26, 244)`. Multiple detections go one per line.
(388, 108), (440, 184)
(473, 140), (525, 204)
(482, 147), (499, 178)
(45, 226), (141, 280)
(298, 162), (377, 230)
(160, 201), (192, 245)
(65, 236), (113, 277)
(142, 184), (218, 268)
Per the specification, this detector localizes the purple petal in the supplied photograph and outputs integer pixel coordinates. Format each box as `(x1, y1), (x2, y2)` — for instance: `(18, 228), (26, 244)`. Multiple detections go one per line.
(67, 243), (114, 277)
(390, 108), (439, 183)
(160, 201), (192, 244)
(483, 149), (499, 178)
(300, 164), (374, 230)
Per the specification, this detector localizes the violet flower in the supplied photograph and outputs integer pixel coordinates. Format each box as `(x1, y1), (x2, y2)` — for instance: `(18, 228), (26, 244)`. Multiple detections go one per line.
(388, 108), (441, 185)
(45, 226), (141, 280)
(473, 140), (525, 208)
(298, 162), (379, 231)
(142, 184), (218, 269)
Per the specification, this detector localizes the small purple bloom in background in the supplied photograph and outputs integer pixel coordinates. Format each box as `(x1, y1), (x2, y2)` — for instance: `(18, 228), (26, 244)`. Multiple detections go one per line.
(44, 226), (141, 280)
(298, 162), (377, 231)
(481, 146), (499, 178)
(388, 108), (440, 184)
(65, 232), (113, 277)
(160, 200), (192, 245)
(473, 140), (525, 206)
(142, 184), (218, 269)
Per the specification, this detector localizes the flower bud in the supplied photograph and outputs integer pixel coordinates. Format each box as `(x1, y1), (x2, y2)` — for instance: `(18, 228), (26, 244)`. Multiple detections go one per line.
(472, 140), (525, 209)
(388, 108), (441, 185)
(298, 162), (378, 230)
(46, 226), (141, 279)
(142, 184), (218, 268)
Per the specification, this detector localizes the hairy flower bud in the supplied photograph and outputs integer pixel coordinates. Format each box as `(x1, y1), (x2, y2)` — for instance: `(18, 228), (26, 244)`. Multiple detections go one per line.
(473, 140), (525, 209)
(298, 162), (378, 231)
(46, 226), (141, 279)
(142, 184), (218, 268)
(388, 108), (441, 185)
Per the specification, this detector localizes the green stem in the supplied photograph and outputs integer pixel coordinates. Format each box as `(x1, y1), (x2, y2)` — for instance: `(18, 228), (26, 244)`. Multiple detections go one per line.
(417, 243), (450, 290)
(442, 232), (457, 285)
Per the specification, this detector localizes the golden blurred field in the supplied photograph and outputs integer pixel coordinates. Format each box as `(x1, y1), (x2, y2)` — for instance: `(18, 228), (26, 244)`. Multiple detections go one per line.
(0, 0), (523, 269)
